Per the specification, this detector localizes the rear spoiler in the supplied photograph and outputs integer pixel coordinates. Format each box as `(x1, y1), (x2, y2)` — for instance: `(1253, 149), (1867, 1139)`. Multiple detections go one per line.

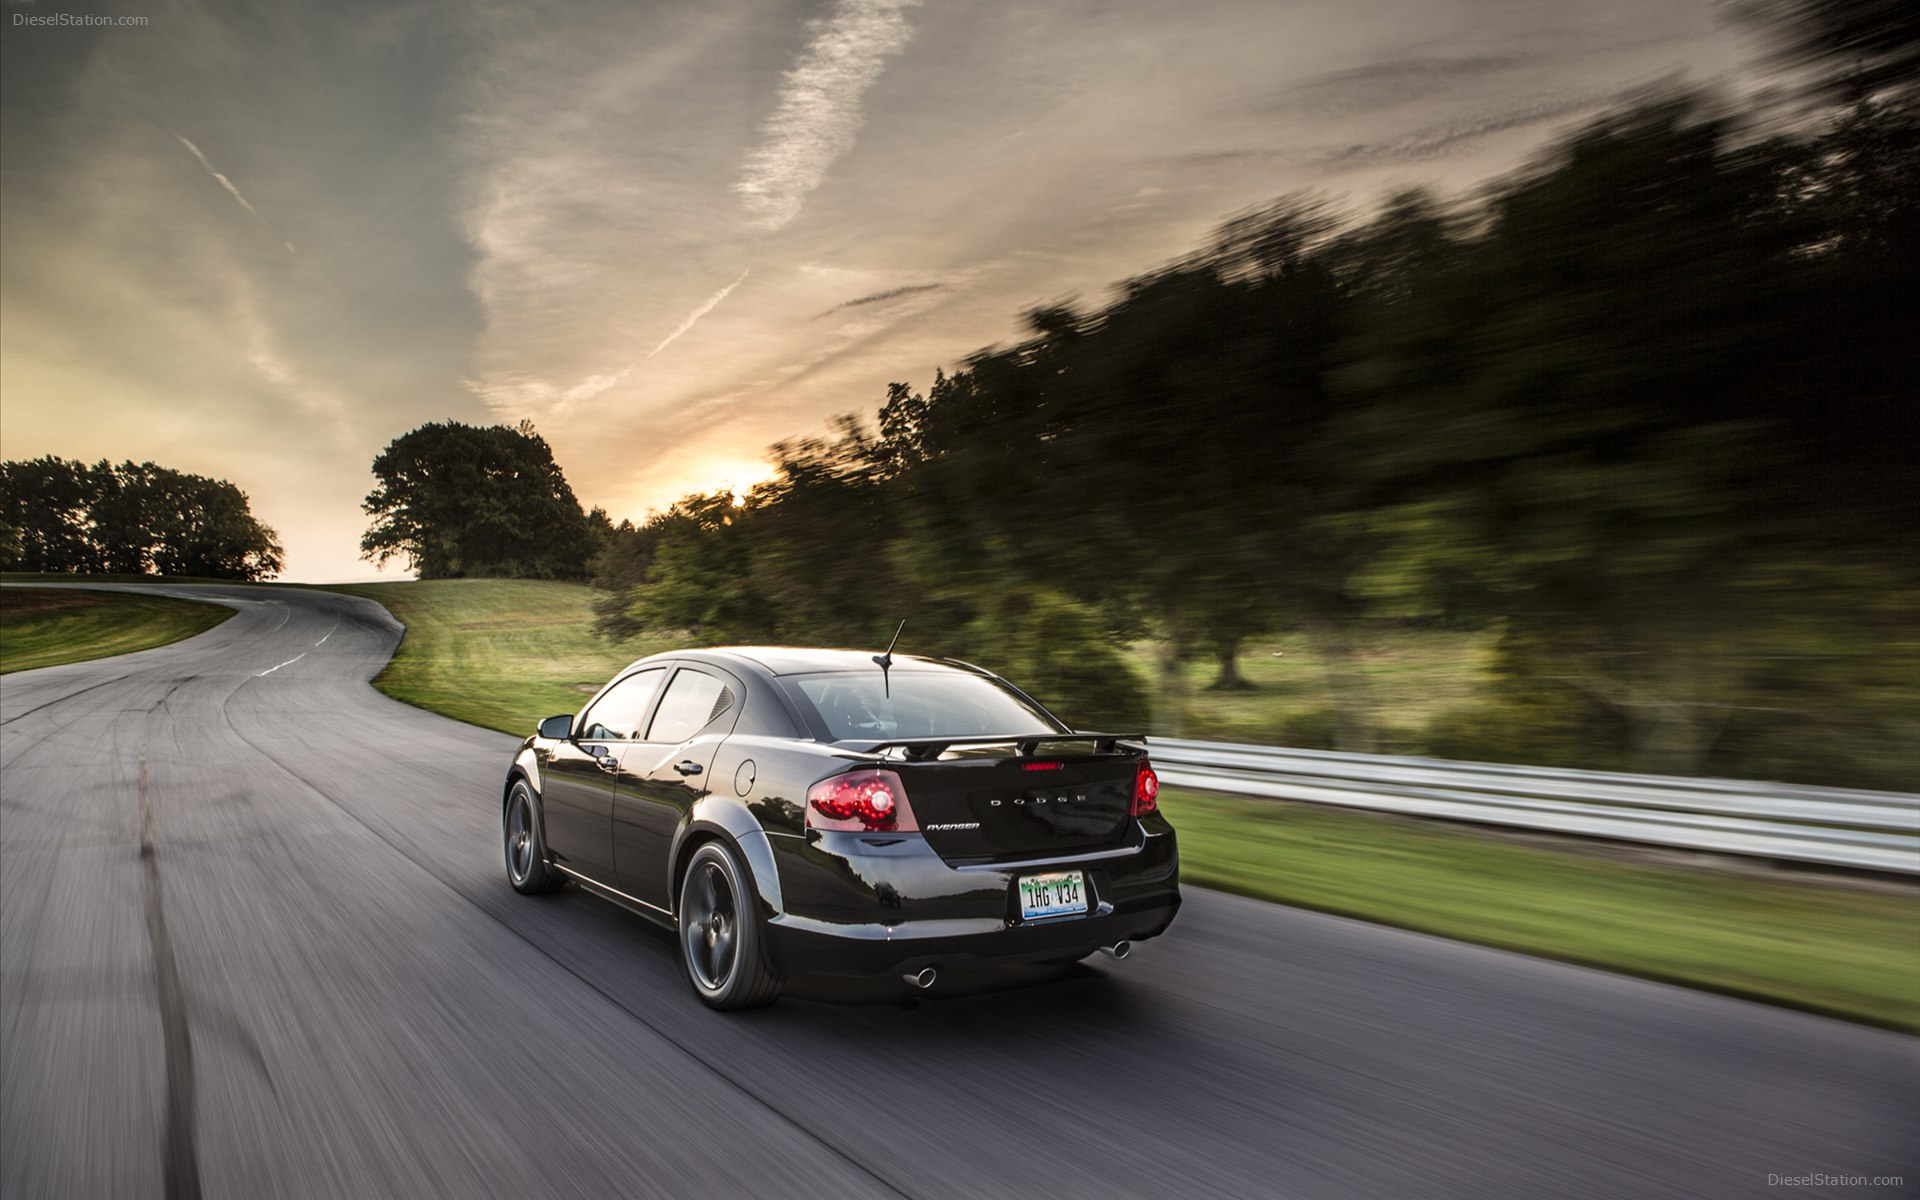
(835, 732), (1147, 763)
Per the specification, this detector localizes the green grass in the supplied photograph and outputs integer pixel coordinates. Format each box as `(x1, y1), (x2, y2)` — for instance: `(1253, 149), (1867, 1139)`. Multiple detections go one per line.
(0, 587), (234, 673)
(1130, 628), (1498, 747)
(1163, 788), (1920, 1032)
(327, 579), (675, 737)
(334, 585), (1498, 747)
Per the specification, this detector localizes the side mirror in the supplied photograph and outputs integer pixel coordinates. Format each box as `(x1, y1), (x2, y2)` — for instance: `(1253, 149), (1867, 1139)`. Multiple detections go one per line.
(538, 714), (574, 740)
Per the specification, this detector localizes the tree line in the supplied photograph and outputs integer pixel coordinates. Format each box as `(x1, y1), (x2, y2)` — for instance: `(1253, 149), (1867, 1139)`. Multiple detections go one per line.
(0, 457), (283, 581)
(579, 13), (1917, 787)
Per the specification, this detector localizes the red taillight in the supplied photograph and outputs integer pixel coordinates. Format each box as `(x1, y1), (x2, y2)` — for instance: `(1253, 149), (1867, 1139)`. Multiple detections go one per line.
(806, 769), (918, 832)
(1022, 761), (1064, 771)
(1131, 760), (1160, 817)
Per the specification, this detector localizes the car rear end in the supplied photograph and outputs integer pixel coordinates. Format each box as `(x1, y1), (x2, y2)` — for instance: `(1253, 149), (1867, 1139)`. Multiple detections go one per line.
(758, 664), (1180, 978)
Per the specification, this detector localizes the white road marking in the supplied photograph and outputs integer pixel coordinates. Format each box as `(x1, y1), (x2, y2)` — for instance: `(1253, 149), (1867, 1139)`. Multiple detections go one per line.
(256, 616), (338, 675)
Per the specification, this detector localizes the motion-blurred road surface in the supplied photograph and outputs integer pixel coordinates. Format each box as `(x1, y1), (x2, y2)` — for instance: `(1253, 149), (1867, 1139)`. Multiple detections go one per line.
(3, 586), (1914, 1198)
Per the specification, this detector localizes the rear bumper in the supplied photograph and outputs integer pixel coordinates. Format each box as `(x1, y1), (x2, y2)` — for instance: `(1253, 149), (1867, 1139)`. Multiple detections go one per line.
(763, 817), (1180, 977)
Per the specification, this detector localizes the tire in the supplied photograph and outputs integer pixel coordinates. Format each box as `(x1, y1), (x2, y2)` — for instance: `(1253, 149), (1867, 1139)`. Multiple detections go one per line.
(677, 840), (782, 1010)
(503, 779), (564, 895)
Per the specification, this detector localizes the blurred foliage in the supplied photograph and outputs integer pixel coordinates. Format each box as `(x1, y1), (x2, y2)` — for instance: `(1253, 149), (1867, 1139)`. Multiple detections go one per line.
(624, 492), (774, 643)
(0, 457), (283, 580)
(593, 64), (1917, 787)
(949, 589), (1151, 732)
(1139, 627), (1489, 750)
(1274, 706), (1344, 753)
(1732, 0), (1920, 103)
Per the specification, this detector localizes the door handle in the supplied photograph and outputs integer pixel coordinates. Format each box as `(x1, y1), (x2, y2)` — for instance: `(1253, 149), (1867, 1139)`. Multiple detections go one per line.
(673, 760), (703, 777)
(595, 754), (620, 773)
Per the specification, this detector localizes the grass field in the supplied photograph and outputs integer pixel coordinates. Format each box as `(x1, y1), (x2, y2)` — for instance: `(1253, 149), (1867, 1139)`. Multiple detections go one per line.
(1136, 628), (1497, 746)
(0, 587), (234, 673)
(331, 582), (1503, 745)
(1163, 789), (1920, 1032)
(327, 579), (677, 736)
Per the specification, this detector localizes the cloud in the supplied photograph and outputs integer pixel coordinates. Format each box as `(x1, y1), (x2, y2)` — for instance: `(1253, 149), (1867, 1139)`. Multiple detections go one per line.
(1256, 28), (1690, 123)
(687, 275), (965, 421)
(1259, 56), (1529, 119)
(646, 268), (749, 358)
(464, 364), (636, 416)
(173, 134), (295, 253)
(1179, 88), (1621, 172)
(732, 0), (917, 232)
(1316, 88), (1617, 164)
(815, 281), (944, 317)
(229, 280), (360, 448)
(463, 266), (748, 416)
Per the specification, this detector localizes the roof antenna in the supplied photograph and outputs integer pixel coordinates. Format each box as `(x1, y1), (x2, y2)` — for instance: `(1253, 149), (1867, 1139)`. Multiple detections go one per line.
(873, 619), (906, 698)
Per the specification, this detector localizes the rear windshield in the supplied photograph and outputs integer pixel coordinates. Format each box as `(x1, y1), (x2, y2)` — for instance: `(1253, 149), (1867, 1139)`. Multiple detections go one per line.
(786, 670), (1065, 741)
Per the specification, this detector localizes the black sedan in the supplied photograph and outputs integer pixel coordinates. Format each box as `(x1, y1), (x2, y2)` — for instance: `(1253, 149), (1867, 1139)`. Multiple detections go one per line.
(500, 647), (1180, 1009)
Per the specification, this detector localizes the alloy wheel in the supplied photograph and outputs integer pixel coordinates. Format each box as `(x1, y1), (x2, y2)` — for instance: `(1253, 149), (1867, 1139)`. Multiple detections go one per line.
(505, 787), (535, 885)
(681, 860), (738, 992)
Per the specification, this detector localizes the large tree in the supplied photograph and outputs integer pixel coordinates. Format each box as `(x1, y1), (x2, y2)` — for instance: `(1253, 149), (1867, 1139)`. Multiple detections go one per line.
(361, 420), (598, 579)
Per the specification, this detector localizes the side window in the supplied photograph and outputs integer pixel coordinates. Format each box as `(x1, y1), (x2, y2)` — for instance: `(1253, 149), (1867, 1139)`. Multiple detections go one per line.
(645, 669), (734, 744)
(580, 669), (665, 740)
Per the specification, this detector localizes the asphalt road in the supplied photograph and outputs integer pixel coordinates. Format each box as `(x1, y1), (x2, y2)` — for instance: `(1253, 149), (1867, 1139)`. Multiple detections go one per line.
(3, 584), (1915, 1200)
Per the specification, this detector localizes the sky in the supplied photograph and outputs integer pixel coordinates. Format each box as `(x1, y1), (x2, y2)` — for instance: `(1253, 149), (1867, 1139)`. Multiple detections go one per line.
(1, 0), (1760, 581)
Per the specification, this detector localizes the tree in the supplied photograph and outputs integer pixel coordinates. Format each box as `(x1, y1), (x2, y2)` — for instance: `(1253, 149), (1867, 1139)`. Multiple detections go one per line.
(88, 460), (160, 575)
(744, 414), (914, 647)
(0, 457), (282, 580)
(589, 516), (663, 639)
(1329, 92), (1917, 774)
(148, 472), (284, 580)
(1733, 0), (1920, 101)
(361, 420), (597, 579)
(624, 493), (773, 643)
(897, 202), (1363, 730)
(0, 457), (100, 573)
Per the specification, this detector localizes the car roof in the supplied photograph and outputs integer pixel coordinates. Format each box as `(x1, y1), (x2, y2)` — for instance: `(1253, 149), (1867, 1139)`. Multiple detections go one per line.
(672, 646), (985, 678)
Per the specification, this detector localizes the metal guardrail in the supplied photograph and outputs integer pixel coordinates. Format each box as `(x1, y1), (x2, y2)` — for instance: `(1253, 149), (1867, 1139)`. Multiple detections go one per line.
(1145, 738), (1920, 874)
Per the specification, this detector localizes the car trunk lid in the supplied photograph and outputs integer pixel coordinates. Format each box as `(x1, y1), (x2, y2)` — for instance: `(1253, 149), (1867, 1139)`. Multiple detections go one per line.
(875, 739), (1141, 864)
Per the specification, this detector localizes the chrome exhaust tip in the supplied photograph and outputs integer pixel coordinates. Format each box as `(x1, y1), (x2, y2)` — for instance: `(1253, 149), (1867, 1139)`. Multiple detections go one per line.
(1099, 941), (1132, 961)
(904, 966), (937, 989)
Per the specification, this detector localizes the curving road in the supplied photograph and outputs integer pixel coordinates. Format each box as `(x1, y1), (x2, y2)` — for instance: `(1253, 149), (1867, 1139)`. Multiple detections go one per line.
(3, 584), (1915, 1199)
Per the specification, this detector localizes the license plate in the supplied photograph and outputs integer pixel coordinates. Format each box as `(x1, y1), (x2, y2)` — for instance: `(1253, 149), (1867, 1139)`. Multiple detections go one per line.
(1018, 870), (1088, 920)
